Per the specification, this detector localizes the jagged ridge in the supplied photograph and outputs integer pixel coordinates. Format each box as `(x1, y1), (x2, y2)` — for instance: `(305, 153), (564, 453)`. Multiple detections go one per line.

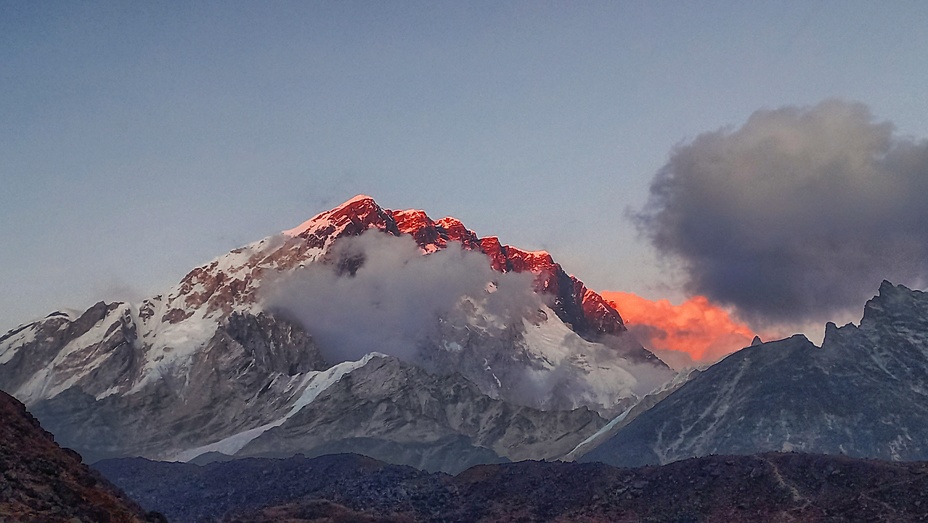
(581, 281), (928, 467)
(286, 195), (629, 340)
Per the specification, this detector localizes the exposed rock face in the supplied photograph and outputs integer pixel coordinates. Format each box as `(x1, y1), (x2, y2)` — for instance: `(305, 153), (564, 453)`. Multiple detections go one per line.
(95, 452), (928, 523)
(0, 195), (668, 469)
(29, 310), (329, 463)
(0, 389), (162, 522)
(237, 355), (606, 472)
(0, 302), (140, 405)
(582, 281), (928, 467)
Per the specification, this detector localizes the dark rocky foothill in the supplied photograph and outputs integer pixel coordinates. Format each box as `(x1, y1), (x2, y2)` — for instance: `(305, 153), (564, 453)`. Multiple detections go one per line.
(95, 451), (928, 522)
(0, 389), (163, 522)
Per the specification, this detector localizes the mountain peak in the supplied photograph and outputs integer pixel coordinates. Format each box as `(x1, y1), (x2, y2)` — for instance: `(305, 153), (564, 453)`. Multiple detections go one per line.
(344, 193), (376, 204)
(282, 195), (398, 243)
(861, 280), (928, 333)
(876, 279), (908, 301)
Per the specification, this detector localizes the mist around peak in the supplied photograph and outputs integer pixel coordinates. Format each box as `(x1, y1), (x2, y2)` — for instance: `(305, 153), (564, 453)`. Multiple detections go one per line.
(261, 230), (672, 413)
(262, 230), (543, 366)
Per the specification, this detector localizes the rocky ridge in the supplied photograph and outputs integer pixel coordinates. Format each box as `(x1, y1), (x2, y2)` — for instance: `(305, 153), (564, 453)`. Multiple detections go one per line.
(582, 281), (928, 467)
(284, 195), (635, 341)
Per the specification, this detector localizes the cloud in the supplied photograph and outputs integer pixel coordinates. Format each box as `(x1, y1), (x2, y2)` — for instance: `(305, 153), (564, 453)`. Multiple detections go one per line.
(262, 230), (541, 365)
(635, 100), (928, 326)
(602, 291), (759, 369)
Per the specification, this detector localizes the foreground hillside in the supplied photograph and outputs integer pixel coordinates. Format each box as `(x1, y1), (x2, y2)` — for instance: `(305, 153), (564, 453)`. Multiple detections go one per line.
(95, 452), (928, 522)
(0, 389), (163, 523)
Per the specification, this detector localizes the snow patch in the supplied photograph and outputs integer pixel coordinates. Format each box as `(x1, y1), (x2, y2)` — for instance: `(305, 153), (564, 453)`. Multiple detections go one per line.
(566, 403), (635, 458)
(173, 421), (285, 462)
(15, 367), (53, 405)
(285, 353), (384, 417)
(132, 310), (219, 392)
(0, 323), (38, 364)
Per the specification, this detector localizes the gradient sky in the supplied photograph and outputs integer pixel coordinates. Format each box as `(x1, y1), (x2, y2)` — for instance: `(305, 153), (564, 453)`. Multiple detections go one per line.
(2, 1), (927, 335)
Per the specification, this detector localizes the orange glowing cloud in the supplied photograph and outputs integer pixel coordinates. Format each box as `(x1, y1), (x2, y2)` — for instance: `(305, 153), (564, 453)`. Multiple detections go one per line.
(601, 291), (760, 369)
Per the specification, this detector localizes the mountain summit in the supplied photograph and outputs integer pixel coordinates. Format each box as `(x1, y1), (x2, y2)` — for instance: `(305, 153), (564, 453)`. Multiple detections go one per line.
(0, 196), (671, 471)
(285, 195), (632, 340)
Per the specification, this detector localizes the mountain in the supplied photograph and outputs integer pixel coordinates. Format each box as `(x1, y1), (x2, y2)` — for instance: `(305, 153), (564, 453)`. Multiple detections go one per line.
(0, 195), (669, 471)
(581, 281), (928, 467)
(0, 389), (163, 522)
(94, 451), (928, 523)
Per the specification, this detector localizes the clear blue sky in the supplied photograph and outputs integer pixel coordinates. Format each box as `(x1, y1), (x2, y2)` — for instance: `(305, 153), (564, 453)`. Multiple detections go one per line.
(2, 1), (927, 333)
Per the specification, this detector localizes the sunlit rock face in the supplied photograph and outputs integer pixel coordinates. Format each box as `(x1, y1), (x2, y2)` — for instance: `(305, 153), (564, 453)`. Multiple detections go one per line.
(0, 195), (668, 471)
(582, 281), (928, 467)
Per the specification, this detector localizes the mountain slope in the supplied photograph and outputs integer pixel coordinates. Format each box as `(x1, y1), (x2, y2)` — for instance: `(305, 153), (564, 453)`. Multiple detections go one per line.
(0, 195), (665, 468)
(582, 281), (928, 467)
(0, 389), (162, 522)
(236, 354), (605, 470)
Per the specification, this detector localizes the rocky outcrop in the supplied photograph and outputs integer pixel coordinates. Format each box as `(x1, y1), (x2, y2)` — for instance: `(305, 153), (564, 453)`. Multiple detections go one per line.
(0, 302), (139, 405)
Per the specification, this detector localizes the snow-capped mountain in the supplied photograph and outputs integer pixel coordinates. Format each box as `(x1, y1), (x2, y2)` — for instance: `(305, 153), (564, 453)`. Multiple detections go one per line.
(0, 196), (670, 470)
(580, 281), (928, 467)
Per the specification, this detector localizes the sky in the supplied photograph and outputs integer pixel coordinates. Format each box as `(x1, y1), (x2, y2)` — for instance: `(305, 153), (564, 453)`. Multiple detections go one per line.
(3, 1), (928, 350)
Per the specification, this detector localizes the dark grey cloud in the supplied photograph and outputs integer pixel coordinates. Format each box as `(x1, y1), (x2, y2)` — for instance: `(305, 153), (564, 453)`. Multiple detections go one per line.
(636, 100), (928, 325)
